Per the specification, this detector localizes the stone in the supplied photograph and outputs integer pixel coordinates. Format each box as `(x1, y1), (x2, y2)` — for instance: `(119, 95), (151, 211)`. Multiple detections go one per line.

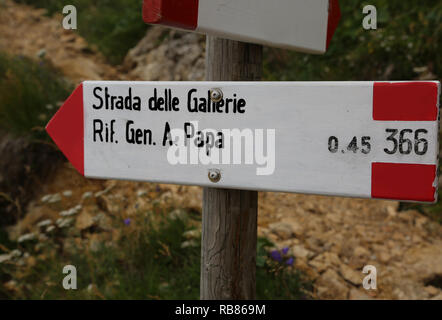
(182, 229), (201, 240)
(316, 269), (349, 299)
(340, 264), (362, 285)
(93, 213), (112, 230)
(268, 220), (302, 240)
(124, 27), (205, 81)
(40, 194), (52, 203)
(41, 193), (61, 204)
(378, 251), (391, 263)
(17, 233), (36, 243)
(348, 288), (373, 300)
(56, 217), (74, 228)
(82, 191), (93, 199)
(137, 189), (148, 197)
(386, 206), (397, 218)
(76, 211), (95, 230)
(36, 219), (52, 228)
(431, 293), (442, 300)
(181, 240), (199, 249)
(59, 205), (82, 217)
(292, 245), (313, 260)
(0, 253), (12, 264)
(353, 246), (370, 257)
(62, 190), (73, 197)
(48, 193), (61, 204)
(309, 252), (341, 273)
(10, 249), (22, 257)
(169, 209), (187, 221)
(96, 195), (118, 215)
(424, 286), (439, 297)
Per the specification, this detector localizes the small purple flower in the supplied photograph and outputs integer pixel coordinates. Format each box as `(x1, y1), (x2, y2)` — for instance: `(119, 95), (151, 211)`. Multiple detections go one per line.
(286, 257), (294, 266)
(282, 247), (289, 255)
(124, 218), (131, 226)
(270, 250), (283, 262)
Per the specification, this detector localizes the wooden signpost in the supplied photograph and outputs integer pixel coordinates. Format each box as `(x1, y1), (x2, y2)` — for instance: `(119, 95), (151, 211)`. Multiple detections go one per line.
(45, 0), (440, 301)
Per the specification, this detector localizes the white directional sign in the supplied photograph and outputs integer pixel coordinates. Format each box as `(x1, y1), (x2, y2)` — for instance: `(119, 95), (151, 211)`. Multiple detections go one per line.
(46, 81), (440, 202)
(143, 0), (341, 54)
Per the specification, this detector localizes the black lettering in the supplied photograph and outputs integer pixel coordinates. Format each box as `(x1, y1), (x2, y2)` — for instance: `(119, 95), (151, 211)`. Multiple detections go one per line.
(93, 87), (103, 109)
(93, 119), (103, 142)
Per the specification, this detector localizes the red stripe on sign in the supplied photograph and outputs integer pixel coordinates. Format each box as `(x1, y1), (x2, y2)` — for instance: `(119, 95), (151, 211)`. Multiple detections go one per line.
(46, 83), (84, 176)
(373, 82), (439, 121)
(326, 0), (341, 50)
(372, 163), (437, 202)
(143, 0), (199, 30)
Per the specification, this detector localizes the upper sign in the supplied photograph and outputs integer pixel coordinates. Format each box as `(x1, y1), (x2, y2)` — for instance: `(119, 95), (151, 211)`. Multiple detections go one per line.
(142, 0), (341, 54)
(46, 81), (440, 203)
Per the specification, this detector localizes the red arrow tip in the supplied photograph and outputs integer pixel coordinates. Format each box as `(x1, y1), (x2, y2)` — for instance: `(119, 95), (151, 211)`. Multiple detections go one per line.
(326, 0), (341, 50)
(46, 83), (84, 176)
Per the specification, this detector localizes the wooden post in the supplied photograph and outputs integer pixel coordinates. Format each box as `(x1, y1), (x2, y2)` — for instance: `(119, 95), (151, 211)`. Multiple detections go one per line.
(200, 37), (262, 300)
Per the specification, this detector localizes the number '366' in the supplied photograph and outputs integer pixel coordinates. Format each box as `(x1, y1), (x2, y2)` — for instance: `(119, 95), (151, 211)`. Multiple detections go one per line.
(384, 129), (428, 156)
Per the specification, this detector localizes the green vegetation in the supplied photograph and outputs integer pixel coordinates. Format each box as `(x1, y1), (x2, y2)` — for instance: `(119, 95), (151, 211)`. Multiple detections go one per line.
(0, 209), (311, 299)
(264, 1), (441, 81)
(15, 0), (148, 65)
(0, 53), (72, 141)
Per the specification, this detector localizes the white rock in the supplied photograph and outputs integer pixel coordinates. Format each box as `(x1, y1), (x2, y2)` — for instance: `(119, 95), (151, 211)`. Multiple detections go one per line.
(181, 240), (199, 249)
(292, 245), (313, 259)
(340, 264), (362, 285)
(60, 205), (82, 217)
(41, 194), (52, 203)
(57, 218), (74, 228)
(169, 209), (187, 221)
(48, 193), (62, 204)
(0, 254), (12, 264)
(183, 229), (201, 240)
(63, 190), (73, 197)
(137, 189), (148, 197)
(82, 191), (93, 200)
(17, 233), (36, 243)
(36, 219), (52, 228)
(11, 249), (22, 257)
(268, 221), (300, 239)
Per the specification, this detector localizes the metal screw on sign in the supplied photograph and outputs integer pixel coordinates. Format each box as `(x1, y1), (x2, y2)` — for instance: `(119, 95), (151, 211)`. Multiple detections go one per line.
(208, 169), (221, 183)
(210, 88), (223, 102)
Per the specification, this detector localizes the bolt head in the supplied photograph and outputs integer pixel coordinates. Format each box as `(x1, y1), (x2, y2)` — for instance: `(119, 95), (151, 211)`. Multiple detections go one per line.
(210, 88), (223, 102)
(208, 169), (221, 183)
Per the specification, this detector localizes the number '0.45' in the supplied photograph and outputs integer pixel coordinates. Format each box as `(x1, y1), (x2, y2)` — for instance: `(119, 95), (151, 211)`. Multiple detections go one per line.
(328, 136), (371, 154)
(384, 129), (428, 155)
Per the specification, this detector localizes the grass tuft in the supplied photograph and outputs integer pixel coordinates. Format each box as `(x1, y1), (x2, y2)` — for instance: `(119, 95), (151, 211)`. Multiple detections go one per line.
(0, 52), (72, 140)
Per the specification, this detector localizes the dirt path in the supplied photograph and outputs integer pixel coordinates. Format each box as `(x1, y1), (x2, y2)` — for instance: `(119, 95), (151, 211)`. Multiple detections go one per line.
(0, 0), (119, 82)
(1, 0), (441, 300)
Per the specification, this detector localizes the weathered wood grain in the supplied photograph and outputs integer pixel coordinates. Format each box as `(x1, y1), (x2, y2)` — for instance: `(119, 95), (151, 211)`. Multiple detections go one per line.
(201, 36), (262, 300)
